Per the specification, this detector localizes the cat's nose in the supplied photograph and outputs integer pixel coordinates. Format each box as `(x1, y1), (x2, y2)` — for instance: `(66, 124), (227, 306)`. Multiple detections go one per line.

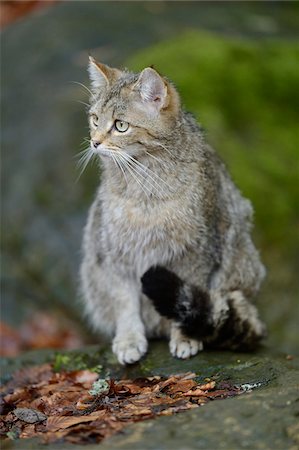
(92, 140), (101, 149)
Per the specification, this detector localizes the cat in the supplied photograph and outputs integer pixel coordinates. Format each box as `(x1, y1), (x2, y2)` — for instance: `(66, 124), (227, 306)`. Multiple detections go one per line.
(80, 57), (266, 365)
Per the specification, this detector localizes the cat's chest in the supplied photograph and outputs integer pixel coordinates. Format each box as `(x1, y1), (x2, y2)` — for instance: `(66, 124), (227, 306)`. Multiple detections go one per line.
(102, 198), (198, 273)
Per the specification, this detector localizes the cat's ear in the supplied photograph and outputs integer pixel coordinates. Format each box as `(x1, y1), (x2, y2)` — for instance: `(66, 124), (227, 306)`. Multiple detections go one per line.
(88, 57), (121, 91)
(134, 68), (168, 111)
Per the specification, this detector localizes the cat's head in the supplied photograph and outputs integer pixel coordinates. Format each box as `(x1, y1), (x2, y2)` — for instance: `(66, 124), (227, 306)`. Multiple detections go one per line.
(87, 57), (180, 161)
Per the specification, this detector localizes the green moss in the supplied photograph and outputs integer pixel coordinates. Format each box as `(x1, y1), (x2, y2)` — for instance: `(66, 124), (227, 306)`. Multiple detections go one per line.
(53, 351), (102, 374)
(127, 31), (299, 256)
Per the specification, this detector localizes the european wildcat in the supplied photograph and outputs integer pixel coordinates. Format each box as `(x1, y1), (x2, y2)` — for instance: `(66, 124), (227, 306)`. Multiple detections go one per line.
(80, 57), (266, 365)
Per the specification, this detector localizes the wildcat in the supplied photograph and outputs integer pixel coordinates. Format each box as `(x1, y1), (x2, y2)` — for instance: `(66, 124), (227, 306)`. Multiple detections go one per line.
(80, 57), (266, 365)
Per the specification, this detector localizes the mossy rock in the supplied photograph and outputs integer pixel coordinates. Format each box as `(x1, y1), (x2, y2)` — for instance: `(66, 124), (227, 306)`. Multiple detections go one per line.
(1, 342), (299, 449)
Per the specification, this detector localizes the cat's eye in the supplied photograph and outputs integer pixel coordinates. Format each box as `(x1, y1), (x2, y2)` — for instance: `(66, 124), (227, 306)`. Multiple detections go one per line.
(114, 120), (129, 133)
(90, 114), (98, 128)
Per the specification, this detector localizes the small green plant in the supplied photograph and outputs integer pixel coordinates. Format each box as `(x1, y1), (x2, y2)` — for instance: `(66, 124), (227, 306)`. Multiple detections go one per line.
(53, 354), (71, 372)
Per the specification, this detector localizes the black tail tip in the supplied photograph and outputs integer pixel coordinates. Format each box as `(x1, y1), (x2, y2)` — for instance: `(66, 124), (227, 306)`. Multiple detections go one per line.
(141, 266), (182, 297)
(141, 266), (182, 319)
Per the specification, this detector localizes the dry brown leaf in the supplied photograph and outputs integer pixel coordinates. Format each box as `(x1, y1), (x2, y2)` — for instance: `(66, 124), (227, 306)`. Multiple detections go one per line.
(46, 411), (105, 432)
(165, 379), (197, 394)
(204, 389), (232, 398)
(71, 370), (99, 384)
(153, 375), (179, 392)
(2, 364), (53, 392)
(117, 383), (143, 395)
(20, 424), (36, 439)
(197, 381), (216, 390)
(183, 388), (205, 396)
(1, 364), (243, 445)
(39, 382), (82, 395)
(75, 393), (94, 411)
(4, 388), (29, 404)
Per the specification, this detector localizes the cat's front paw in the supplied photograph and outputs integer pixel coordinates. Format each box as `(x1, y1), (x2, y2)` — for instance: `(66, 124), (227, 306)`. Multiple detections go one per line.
(170, 326), (203, 359)
(112, 332), (148, 365)
(141, 266), (182, 319)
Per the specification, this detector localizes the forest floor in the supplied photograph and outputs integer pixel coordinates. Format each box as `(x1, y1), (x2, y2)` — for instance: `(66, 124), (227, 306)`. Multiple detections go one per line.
(1, 342), (299, 449)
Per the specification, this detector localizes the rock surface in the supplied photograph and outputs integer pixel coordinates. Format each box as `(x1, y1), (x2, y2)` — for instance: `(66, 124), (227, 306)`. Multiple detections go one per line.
(1, 343), (299, 449)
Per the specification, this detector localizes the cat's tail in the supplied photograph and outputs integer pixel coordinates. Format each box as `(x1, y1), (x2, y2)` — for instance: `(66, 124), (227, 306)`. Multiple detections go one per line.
(141, 266), (266, 351)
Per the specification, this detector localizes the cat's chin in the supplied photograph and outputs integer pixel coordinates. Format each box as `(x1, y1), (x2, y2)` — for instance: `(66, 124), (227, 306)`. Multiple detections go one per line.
(94, 148), (114, 159)
(98, 151), (111, 159)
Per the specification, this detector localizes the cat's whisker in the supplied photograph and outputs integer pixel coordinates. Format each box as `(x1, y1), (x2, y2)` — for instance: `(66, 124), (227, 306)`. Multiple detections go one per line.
(154, 142), (173, 158)
(144, 150), (165, 165)
(120, 163), (150, 199)
(122, 153), (170, 197)
(127, 154), (173, 191)
(70, 81), (96, 100)
(117, 153), (149, 196)
(76, 158), (93, 181)
(119, 155), (156, 193)
(119, 154), (163, 199)
(76, 155), (91, 173)
(70, 81), (96, 107)
(117, 153), (151, 199)
(76, 147), (91, 162)
(110, 152), (120, 174)
(79, 137), (91, 149)
(82, 142), (90, 148)
(76, 148), (95, 181)
(75, 146), (91, 159)
(143, 150), (175, 184)
(114, 154), (129, 187)
(76, 100), (90, 108)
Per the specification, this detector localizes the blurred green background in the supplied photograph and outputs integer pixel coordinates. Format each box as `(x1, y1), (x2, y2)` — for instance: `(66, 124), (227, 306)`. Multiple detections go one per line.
(2, 2), (298, 355)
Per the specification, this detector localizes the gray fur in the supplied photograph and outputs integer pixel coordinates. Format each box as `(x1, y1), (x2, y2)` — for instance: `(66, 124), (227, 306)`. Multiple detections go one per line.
(80, 61), (266, 364)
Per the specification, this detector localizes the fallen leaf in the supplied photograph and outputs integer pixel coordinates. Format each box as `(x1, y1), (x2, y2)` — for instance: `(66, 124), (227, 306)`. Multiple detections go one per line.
(1, 364), (245, 445)
(197, 381), (216, 390)
(46, 411), (105, 432)
(183, 388), (205, 396)
(116, 383), (142, 395)
(4, 387), (30, 404)
(71, 370), (99, 384)
(20, 424), (36, 439)
(165, 379), (197, 394)
(3, 364), (53, 392)
(153, 375), (179, 392)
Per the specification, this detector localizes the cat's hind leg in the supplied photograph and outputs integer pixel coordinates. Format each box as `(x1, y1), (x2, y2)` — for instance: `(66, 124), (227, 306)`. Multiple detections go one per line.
(208, 289), (267, 350)
(169, 323), (203, 359)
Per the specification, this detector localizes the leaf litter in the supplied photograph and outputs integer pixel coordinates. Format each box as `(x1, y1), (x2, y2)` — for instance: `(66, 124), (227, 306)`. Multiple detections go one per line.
(0, 363), (244, 445)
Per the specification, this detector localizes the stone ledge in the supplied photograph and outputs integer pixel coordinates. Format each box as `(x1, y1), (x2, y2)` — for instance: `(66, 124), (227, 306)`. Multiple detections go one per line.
(1, 342), (298, 449)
